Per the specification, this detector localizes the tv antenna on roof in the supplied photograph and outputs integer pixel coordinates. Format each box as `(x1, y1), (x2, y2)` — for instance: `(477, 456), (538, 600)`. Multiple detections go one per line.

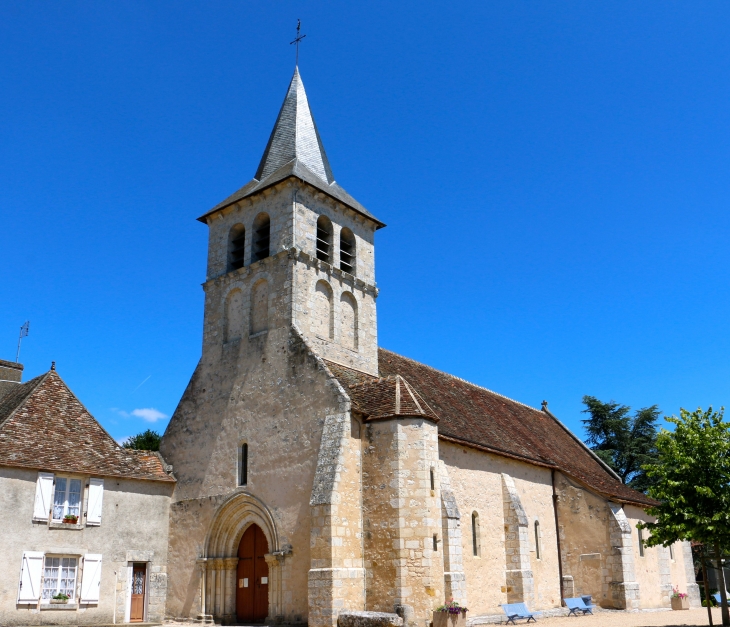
(290, 19), (306, 66)
(16, 321), (29, 363)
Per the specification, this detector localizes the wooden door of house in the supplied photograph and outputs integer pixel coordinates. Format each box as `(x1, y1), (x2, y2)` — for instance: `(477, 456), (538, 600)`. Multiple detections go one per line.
(130, 563), (146, 622)
(236, 524), (269, 623)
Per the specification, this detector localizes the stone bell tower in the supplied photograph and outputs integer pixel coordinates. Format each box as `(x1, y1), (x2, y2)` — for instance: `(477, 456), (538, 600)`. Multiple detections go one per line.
(197, 67), (385, 375)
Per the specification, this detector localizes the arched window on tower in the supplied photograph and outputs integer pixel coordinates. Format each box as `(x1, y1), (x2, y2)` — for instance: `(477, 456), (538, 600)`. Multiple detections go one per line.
(340, 228), (356, 275)
(316, 216), (333, 263)
(340, 292), (358, 351)
(252, 213), (270, 262)
(534, 520), (542, 560)
(228, 224), (246, 271)
(472, 511), (481, 557)
(225, 288), (244, 342)
(313, 280), (334, 339)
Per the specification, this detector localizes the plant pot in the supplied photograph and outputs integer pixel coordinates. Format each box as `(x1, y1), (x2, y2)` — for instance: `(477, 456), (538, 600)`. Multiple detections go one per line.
(50, 599), (68, 604)
(63, 518), (78, 524)
(671, 596), (689, 610)
(433, 611), (466, 627)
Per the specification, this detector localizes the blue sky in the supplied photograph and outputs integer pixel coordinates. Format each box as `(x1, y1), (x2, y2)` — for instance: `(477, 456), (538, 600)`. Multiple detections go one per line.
(2, 2), (729, 443)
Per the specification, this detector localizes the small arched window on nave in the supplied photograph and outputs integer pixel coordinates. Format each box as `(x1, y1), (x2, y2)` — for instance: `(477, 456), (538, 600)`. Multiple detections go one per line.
(228, 224), (246, 272)
(472, 511), (481, 557)
(252, 213), (270, 262)
(239, 442), (248, 486)
(340, 228), (356, 275)
(316, 216), (333, 263)
(534, 520), (542, 560)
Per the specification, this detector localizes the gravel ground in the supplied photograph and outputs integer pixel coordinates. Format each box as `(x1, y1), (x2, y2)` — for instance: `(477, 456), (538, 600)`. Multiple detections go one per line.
(163, 608), (723, 627)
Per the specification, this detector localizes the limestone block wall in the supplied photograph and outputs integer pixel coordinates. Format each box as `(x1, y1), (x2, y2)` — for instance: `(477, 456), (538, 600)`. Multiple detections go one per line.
(554, 472), (629, 609)
(439, 443), (560, 615)
(362, 418), (443, 627)
(624, 505), (699, 608)
(0, 467), (172, 626)
(308, 413), (366, 627)
(161, 328), (349, 623)
(437, 461), (466, 606)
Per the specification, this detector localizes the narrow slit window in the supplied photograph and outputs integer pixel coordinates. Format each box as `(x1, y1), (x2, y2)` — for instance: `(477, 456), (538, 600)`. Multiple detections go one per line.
(252, 214), (270, 262)
(669, 544), (674, 560)
(471, 511), (480, 557)
(433, 534), (438, 552)
(316, 216), (332, 263)
(430, 467), (435, 491)
(638, 526), (644, 557)
(534, 520), (541, 560)
(228, 224), (246, 271)
(239, 443), (248, 486)
(339, 228), (356, 275)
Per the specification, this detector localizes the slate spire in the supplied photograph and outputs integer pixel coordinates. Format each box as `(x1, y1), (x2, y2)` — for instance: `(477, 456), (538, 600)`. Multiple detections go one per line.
(255, 67), (335, 185)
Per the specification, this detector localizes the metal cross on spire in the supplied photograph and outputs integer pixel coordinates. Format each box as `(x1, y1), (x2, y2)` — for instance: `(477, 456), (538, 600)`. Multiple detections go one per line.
(290, 19), (306, 65)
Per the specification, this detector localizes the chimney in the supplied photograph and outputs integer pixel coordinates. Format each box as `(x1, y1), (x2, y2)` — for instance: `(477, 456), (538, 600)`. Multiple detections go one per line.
(0, 359), (24, 401)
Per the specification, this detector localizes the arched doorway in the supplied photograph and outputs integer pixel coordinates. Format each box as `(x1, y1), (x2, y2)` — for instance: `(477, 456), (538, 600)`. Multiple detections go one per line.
(236, 524), (269, 622)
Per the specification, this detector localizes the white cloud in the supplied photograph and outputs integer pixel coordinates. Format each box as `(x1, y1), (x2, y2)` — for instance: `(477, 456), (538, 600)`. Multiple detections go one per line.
(131, 408), (168, 423)
(111, 408), (130, 418)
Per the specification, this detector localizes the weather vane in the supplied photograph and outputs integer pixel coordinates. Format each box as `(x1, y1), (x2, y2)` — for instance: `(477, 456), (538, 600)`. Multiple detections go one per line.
(290, 19), (306, 66)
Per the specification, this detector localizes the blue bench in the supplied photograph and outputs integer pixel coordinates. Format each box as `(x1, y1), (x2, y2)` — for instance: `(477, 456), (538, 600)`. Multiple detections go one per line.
(563, 597), (595, 616)
(501, 603), (541, 624)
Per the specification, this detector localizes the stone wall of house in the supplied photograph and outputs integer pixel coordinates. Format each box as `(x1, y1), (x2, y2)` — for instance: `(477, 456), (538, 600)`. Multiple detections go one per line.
(361, 417), (443, 627)
(0, 466), (172, 626)
(439, 442), (561, 616)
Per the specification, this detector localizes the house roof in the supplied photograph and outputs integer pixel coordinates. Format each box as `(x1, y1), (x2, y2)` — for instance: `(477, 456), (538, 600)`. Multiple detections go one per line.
(197, 68), (384, 228)
(0, 369), (174, 482)
(325, 348), (655, 507)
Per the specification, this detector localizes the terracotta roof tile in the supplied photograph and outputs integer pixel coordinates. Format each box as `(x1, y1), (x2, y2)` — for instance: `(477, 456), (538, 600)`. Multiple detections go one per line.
(347, 375), (439, 422)
(325, 349), (654, 507)
(0, 371), (174, 482)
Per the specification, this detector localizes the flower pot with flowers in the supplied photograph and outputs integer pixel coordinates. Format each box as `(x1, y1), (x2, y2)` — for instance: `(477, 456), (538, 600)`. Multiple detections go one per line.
(671, 587), (689, 610)
(433, 600), (468, 627)
(50, 593), (69, 605)
(62, 514), (78, 524)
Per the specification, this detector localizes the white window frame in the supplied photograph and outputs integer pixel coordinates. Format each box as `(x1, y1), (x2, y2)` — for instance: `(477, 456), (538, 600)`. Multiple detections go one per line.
(51, 475), (84, 522)
(41, 555), (79, 603)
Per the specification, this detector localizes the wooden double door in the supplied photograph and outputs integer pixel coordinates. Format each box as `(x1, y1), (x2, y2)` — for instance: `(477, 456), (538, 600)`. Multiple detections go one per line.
(236, 524), (269, 623)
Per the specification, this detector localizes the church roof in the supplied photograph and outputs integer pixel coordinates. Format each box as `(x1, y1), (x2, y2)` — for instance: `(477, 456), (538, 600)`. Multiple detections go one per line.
(0, 369), (174, 482)
(346, 374), (439, 423)
(198, 68), (384, 228)
(325, 349), (655, 507)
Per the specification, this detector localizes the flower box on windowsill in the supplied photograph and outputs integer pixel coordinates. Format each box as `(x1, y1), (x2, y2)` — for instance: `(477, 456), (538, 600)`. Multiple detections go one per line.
(50, 598), (68, 605)
(62, 516), (78, 524)
(49, 521), (83, 530)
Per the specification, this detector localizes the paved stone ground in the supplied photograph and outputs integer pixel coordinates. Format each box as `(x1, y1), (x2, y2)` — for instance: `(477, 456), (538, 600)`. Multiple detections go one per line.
(162, 608), (722, 627)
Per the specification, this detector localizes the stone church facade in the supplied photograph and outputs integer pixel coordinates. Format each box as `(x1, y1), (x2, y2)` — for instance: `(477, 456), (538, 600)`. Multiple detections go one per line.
(159, 68), (701, 626)
(0, 68), (701, 626)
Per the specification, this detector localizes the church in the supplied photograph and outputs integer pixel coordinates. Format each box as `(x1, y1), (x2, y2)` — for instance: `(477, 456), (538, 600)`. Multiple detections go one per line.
(158, 68), (700, 625)
(0, 68), (700, 626)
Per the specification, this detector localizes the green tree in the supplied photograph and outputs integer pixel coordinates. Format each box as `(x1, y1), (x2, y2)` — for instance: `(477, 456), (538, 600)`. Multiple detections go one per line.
(641, 407), (730, 626)
(581, 396), (660, 492)
(122, 429), (162, 451)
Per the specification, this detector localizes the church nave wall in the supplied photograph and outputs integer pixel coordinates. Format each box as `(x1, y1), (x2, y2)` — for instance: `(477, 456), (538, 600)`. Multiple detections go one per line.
(438, 442), (561, 616)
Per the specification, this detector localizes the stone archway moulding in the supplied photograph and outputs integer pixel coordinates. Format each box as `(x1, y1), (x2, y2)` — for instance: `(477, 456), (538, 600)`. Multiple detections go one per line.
(198, 491), (287, 622)
(204, 490), (281, 558)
